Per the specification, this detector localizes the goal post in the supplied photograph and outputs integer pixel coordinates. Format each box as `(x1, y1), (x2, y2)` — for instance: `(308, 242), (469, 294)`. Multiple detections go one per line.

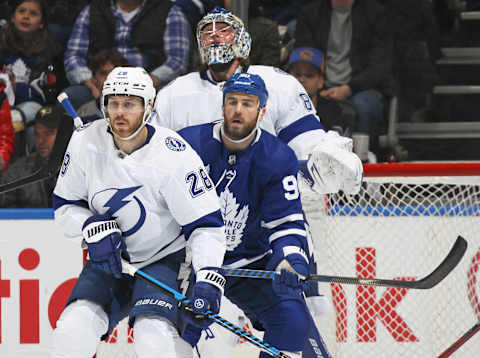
(302, 162), (480, 358)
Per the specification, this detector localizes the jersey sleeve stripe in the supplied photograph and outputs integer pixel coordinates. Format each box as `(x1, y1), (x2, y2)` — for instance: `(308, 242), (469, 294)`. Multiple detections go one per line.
(277, 114), (325, 144)
(268, 228), (307, 244)
(182, 209), (224, 241)
(52, 193), (89, 211)
(261, 213), (305, 229)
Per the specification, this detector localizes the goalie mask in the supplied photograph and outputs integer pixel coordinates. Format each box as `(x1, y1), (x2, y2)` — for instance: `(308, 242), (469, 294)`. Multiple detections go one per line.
(101, 67), (156, 140)
(221, 72), (268, 143)
(196, 6), (251, 66)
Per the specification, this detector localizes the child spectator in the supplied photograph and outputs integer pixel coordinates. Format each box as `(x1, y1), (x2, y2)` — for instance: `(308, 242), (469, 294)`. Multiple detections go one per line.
(0, 0), (64, 153)
(77, 49), (130, 122)
(288, 46), (357, 137)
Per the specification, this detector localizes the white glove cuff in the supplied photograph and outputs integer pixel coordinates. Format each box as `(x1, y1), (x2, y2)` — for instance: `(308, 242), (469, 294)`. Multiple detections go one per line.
(283, 246), (309, 262)
(196, 269), (226, 294)
(82, 220), (121, 243)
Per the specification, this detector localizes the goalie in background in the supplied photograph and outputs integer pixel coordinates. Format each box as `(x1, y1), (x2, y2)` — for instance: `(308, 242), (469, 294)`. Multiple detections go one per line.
(49, 66), (226, 358)
(178, 72), (331, 358)
(0, 104), (68, 208)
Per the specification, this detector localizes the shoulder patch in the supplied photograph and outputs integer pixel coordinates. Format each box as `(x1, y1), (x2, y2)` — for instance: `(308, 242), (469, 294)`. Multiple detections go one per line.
(165, 136), (186, 152)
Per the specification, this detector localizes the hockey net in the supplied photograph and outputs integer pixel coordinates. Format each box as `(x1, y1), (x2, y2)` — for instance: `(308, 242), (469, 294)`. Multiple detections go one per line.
(302, 162), (480, 358)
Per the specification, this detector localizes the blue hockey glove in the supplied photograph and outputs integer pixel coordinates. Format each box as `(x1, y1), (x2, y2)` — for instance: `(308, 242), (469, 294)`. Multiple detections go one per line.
(184, 267), (225, 329)
(82, 214), (129, 279)
(272, 269), (304, 297)
(266, 245), (309, 279)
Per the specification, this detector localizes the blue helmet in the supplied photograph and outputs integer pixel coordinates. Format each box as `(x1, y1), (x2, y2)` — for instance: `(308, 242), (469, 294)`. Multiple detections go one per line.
(222, 73), (268, 109)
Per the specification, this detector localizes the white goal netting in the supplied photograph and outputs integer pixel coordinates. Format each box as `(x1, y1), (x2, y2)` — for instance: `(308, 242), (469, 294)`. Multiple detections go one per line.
(303, 162), (480, 358)
(94, 162), (480, 358)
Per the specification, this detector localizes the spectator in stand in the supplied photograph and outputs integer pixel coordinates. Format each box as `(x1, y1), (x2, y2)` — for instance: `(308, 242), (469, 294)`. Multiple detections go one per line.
(63, 0), (191, 108)
(0, 104), (66, 207)
(46, 0), (91, 46)
(295, 0), (394, 152)
(77, 49), (130, 122)
(247, 0), (281, 67)
(0, 81), (15, 172)
(287, 46), (357, 137)
(0, 0), (64, 153)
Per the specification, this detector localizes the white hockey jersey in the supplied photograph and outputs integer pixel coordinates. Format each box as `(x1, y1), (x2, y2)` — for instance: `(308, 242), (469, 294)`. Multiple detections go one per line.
(53, 120), (225, 271)
(152, 65), (326, 160)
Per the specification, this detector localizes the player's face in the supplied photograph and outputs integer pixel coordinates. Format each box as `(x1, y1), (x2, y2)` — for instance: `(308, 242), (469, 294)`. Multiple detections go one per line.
(107, 95), (145, 137)
(222, 92), (260, 140)
(34, 123), (57, 159)
(289, 62), (324, 98)
(200, 22), (235, 47)
(11, 1), (44, 34)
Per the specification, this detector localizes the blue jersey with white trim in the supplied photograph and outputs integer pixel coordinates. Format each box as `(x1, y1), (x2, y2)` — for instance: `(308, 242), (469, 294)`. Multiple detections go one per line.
(153, 65), (325, 161)
(53, 120), (225, 270)
(179, 123), (308, 268)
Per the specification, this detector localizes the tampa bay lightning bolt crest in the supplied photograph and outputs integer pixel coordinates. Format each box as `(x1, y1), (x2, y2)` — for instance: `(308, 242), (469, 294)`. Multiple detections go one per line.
(91, 186), (146, 236)
(165, 137), (186, 152)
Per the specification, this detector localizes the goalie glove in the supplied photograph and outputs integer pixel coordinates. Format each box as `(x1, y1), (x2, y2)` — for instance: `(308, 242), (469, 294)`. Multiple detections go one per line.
(301, 130), (363, 195)
(82, 213), (129, 279)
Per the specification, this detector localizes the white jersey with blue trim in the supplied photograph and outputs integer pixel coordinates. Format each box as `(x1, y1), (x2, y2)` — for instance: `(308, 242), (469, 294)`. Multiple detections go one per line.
(53, 120), (225, 271)
(153, 65), (325, 160)
(178, 123), (308, 268)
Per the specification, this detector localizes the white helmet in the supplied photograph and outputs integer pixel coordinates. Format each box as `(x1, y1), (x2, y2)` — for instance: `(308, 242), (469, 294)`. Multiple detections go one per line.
(101, 67), (156, 140)
(196, 6), (251, 66)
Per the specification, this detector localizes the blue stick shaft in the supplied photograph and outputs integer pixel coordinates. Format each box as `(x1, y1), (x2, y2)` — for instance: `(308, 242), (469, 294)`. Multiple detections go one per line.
(57, 92), (83, 128)
(122, 261), (289, 358)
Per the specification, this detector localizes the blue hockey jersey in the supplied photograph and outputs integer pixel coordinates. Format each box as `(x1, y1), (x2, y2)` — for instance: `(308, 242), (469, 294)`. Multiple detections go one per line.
(179, 122), (308, 268)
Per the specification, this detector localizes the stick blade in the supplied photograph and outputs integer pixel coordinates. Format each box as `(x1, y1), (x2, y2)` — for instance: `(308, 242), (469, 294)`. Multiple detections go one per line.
(414, 235), (467, 289)
(308, 236), (467, 290)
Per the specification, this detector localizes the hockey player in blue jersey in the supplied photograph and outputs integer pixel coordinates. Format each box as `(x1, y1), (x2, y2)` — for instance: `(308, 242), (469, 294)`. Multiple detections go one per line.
(179, 73), (331, 358)
(49, 67), (226, 358)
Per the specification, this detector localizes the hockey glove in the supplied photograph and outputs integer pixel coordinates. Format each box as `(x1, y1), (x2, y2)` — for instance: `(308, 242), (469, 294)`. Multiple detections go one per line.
(301, 130), (363, 194)
(82, 214), (129, 279)
(185, 267), (225, 329)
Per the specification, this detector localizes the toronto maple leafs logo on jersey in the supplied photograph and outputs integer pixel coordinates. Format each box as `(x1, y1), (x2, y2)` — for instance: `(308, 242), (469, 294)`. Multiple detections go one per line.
(91, 186), (146, 236)
(165, 137), (186, 152)
(220, 187), (249, 251)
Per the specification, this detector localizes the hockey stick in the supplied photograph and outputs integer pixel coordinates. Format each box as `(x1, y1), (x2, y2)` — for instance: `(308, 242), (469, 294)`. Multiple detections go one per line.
(437, 322), (480, 358)
(0, 103), (74, 194)
(57, 92), (83, 128)
(224, 236), (467, 290)
(121, 260), (291, 358)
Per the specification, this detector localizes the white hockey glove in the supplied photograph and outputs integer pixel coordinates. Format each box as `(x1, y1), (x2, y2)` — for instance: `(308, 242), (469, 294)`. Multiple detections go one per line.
(305, 131), (363, 194)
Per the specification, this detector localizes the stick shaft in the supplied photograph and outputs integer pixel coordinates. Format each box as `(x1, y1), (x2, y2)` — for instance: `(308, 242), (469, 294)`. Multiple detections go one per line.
(437, 322), (480, 358)
(122, 261), (289, 358)
(224, 236), (467, 290)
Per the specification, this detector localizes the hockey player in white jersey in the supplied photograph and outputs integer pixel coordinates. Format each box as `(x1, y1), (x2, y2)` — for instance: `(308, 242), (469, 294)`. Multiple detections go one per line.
(152, 6), (363, 197)
(178, 73), (331, 358)
(49, 67), (226, 358)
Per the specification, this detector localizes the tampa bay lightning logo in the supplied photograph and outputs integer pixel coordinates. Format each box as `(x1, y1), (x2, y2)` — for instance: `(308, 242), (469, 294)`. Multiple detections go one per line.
(165, 137), (186, 152)
(91, 186), (146, 237)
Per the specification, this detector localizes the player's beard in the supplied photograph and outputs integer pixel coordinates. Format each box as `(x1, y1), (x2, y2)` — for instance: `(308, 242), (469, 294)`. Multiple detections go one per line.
(223, 116), (257, 141)
(110, 114), (142, 138)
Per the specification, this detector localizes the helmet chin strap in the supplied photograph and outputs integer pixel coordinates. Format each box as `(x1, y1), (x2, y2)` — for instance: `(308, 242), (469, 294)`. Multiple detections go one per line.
(221, 110), (261, 144)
